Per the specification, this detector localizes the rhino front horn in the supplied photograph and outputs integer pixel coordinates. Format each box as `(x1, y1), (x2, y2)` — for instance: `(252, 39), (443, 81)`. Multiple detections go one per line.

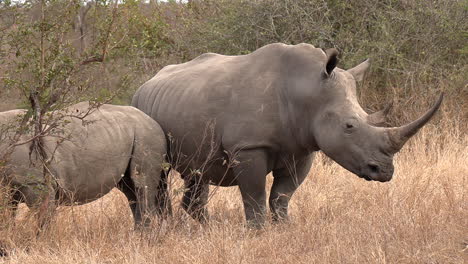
(387, 93), (444, 151)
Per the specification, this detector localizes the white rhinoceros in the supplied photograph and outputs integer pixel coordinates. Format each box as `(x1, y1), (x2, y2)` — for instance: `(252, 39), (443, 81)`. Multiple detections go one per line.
(0, 102), (168, 227)
(132, 43), (443, 227)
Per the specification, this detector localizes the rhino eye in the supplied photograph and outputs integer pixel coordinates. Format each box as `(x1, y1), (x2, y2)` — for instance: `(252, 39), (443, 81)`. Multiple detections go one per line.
(344, 119), (358, 133)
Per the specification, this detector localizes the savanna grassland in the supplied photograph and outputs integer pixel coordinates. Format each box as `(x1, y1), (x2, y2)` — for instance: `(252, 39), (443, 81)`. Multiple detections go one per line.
(0, 123), (466, 264)
(0, 0), (467, 263)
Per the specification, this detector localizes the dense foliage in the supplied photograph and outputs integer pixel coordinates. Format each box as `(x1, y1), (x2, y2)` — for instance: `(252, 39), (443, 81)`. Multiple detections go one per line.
(0, 0), (466, 116)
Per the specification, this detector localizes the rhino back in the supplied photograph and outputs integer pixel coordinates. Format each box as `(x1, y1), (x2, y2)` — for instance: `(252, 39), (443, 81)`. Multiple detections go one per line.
(1, 102), (165, 203)
(47, 103), (163, 201)
(133, 43), (327, 156)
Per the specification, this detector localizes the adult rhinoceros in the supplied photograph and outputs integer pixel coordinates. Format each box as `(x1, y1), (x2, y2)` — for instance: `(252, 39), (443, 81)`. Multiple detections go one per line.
(132, 43), (443, 227)
(0, 102), (167, 227)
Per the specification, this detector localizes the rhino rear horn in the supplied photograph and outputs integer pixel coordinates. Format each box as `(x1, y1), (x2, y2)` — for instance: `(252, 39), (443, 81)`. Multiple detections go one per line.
(387, 93), (444, 151)
(368, 102), (393, 126)
(324, 48), (339, 76)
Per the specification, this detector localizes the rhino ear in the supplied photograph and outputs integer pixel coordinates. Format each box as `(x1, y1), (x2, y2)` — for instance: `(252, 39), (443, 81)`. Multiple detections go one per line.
(348, 59), (370, 82)
(324, 48), (339, 77)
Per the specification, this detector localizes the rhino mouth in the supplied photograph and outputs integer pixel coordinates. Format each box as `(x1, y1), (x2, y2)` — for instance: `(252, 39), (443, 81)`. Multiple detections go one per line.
(355, 163), (375, 181)
(356, 162), (393, 182)
(359, 174), (373, 181)
(358, 172), (392, 182)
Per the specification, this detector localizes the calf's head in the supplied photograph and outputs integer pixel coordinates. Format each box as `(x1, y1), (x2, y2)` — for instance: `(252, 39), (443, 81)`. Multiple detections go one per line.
(312, 49), (442, 182)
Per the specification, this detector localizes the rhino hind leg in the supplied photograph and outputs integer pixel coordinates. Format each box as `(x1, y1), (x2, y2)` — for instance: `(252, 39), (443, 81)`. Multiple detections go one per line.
(118, 155), (161, 228)
(117, 171), (143, 226)
(155, 169), (173, 218)
(181, 177), (209, 224)
(269, 155), (313, 222)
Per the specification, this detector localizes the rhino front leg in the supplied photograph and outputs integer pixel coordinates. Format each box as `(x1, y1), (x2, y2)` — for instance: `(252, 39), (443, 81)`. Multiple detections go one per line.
(9, 188), (23, 215)
(270, 154), (313, 222)
(35, 191), (57, 233)
(181, 178), (209, 223)
(15, 182), (58, 232)
(234, 149), (270, 229)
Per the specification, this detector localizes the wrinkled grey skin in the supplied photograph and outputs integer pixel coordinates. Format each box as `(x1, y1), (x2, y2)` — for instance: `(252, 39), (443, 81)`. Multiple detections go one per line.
(132, 43), (443, 227)
(0, 102), (167, 227)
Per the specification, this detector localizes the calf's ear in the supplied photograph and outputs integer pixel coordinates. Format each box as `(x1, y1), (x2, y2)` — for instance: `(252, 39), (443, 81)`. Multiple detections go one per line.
(324, 48), (339, 77)
(348, 59), (370, 82)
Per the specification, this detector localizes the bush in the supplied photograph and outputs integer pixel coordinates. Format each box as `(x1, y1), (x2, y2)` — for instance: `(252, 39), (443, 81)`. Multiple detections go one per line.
(1, 0), (466, 120)
(166, 0), (466, 119)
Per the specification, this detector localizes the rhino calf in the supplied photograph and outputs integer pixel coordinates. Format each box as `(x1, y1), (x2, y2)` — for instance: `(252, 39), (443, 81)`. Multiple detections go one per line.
(0, 102), (168, 227)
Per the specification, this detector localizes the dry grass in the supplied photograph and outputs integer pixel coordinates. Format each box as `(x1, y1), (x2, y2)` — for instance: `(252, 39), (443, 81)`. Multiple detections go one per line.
(0, 123), (467, 264)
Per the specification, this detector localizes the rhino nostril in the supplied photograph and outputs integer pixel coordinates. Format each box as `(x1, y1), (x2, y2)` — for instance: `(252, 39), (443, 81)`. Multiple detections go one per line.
(368, 164), (380, 174)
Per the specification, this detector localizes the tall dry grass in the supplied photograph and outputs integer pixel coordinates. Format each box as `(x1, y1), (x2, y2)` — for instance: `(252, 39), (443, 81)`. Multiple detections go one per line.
(0, 121), (466, 263)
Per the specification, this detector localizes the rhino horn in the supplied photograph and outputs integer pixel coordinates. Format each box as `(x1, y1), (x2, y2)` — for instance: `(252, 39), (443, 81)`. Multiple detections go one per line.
(348, 59), (370, 82)
(368, 102), (393, 126)
(387, 93), (444, 151)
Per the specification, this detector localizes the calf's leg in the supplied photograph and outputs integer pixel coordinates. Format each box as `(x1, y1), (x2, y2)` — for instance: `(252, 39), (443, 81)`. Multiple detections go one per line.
(117, 173), (143, 227)
(156, 169), (172, 218)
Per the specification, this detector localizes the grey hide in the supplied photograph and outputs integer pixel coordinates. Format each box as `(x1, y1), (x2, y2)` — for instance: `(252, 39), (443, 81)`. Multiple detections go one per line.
(0, 102), (168, 227)
(132, 43), (443, 227)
